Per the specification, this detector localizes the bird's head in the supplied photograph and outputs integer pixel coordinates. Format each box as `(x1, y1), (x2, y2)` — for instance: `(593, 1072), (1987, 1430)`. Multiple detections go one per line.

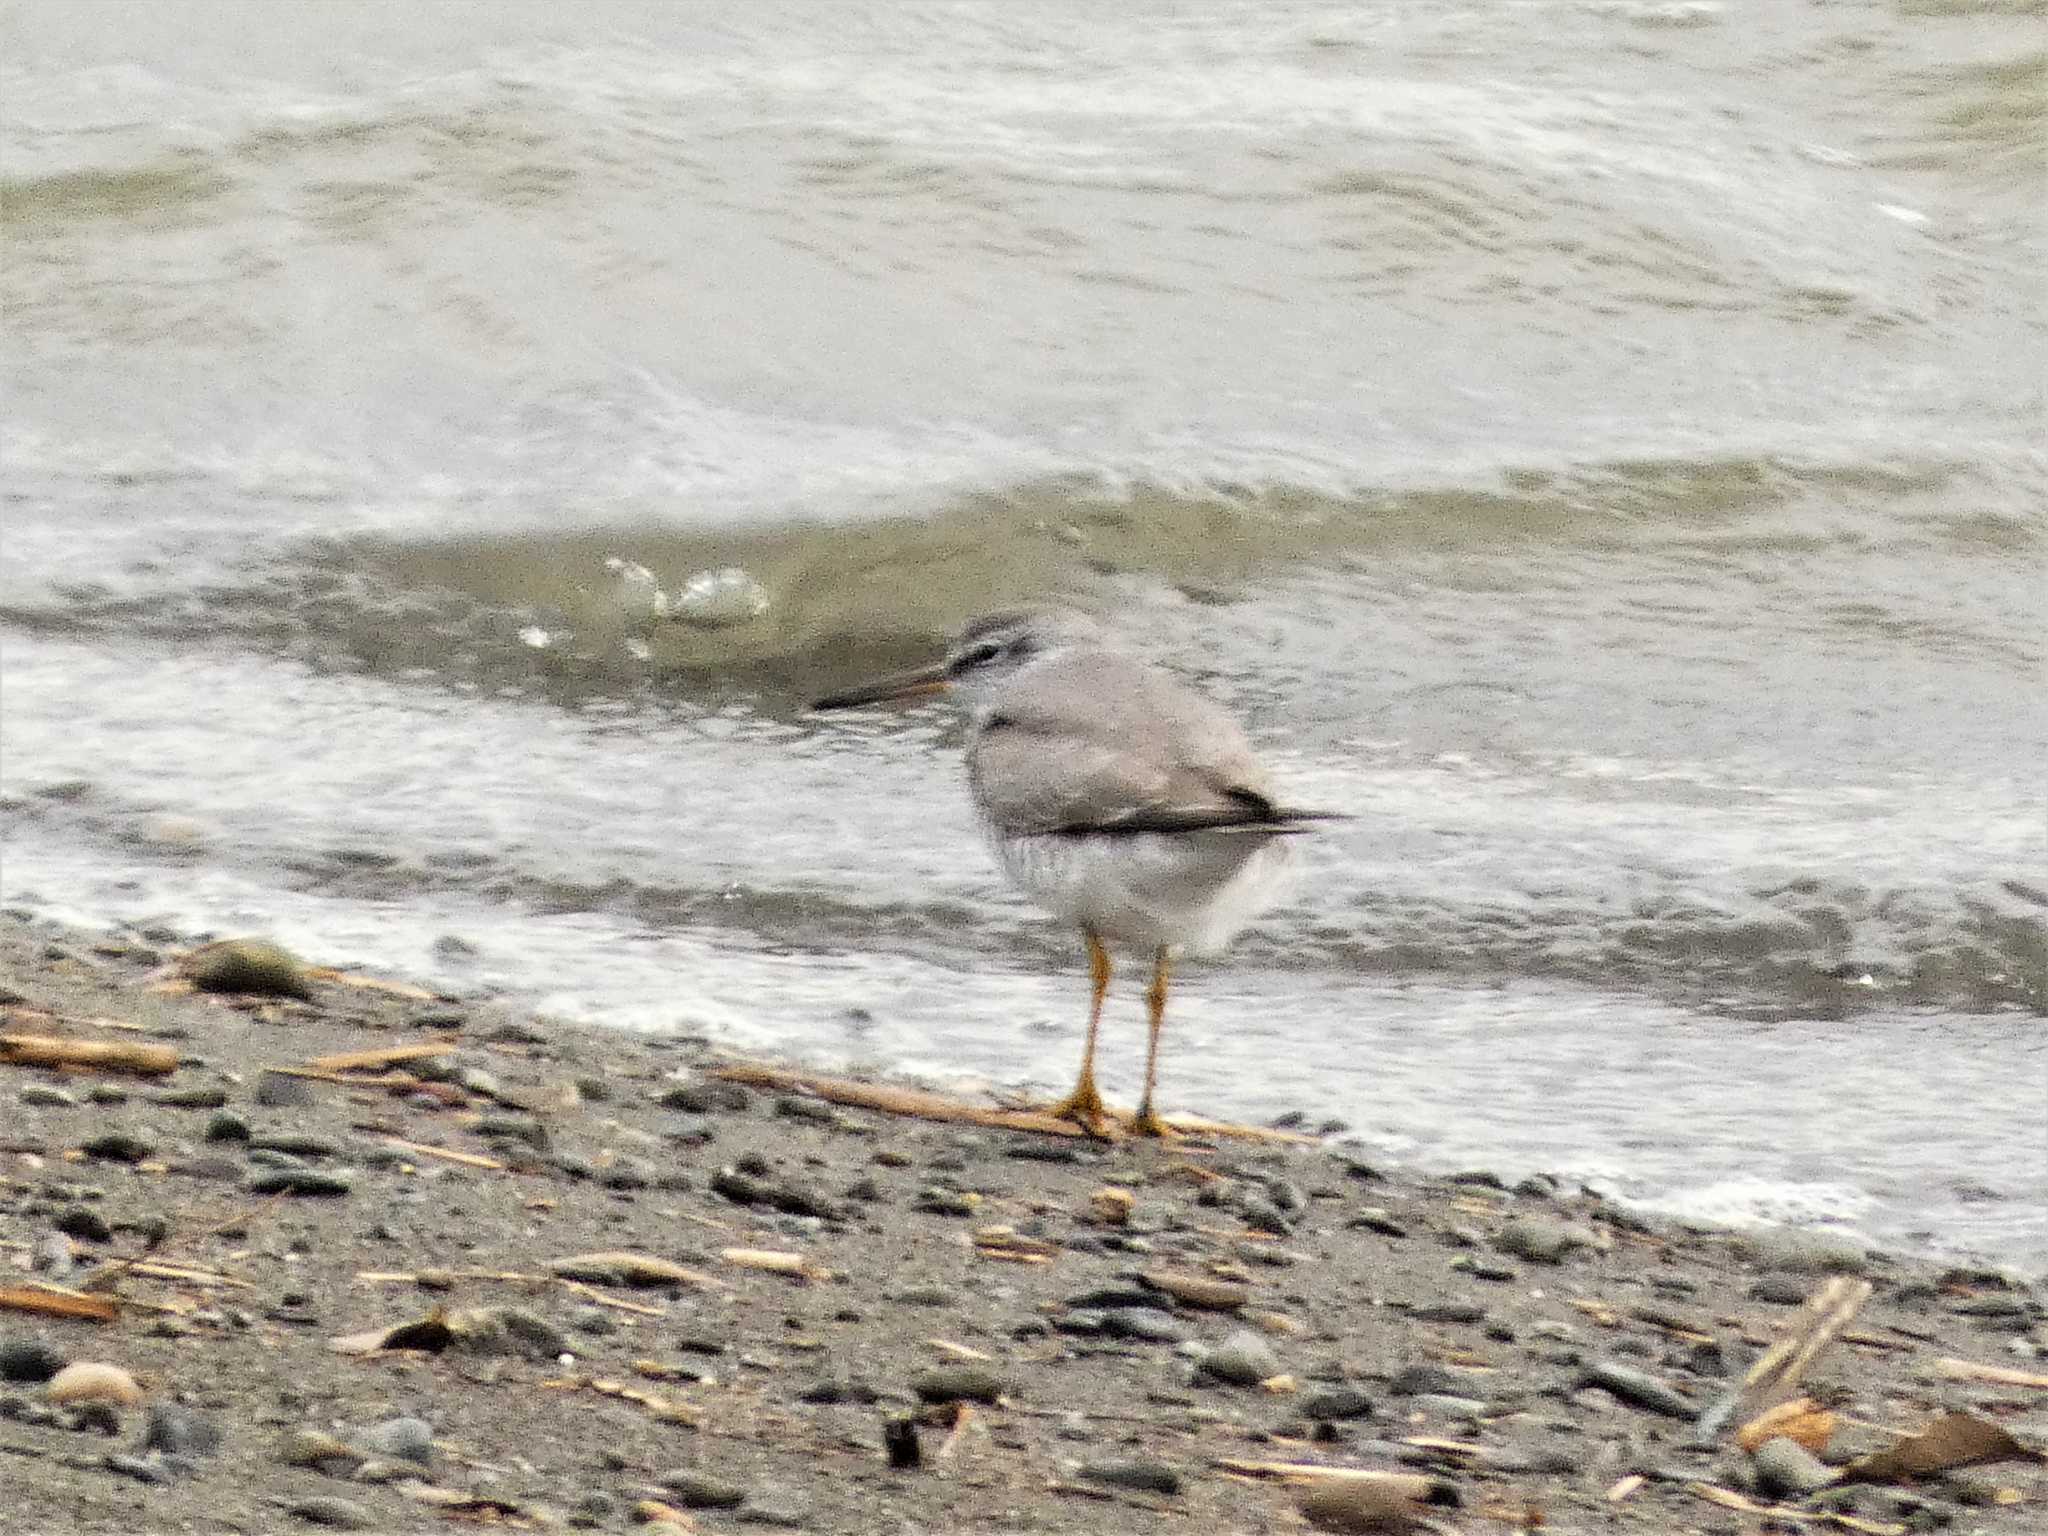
(812, 608), (1100, 713)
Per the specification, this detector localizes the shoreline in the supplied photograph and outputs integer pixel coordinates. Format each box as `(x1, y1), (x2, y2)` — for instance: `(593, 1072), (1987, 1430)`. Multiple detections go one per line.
(2, 907), (2043, 1534)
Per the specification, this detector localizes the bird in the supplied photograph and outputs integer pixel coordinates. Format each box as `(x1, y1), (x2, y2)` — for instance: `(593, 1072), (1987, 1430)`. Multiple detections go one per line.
(812, 609), (1339, 1136)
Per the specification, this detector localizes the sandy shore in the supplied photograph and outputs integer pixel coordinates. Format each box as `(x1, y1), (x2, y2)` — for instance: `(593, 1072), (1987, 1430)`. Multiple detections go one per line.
(2, 907), (2043, 1535)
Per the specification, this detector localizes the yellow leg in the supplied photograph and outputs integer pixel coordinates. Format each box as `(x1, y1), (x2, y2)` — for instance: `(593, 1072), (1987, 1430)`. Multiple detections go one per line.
(1131, 945), (1178, 1137)
(1044, 929), (1112, 1134)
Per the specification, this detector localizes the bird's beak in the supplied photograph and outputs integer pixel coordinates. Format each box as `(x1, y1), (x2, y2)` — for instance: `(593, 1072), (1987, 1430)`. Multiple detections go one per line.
(811, 662), (952, 711)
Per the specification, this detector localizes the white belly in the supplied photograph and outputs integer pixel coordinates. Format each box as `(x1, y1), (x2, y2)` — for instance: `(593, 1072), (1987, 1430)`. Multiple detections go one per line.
(989, 826), (1296, 954)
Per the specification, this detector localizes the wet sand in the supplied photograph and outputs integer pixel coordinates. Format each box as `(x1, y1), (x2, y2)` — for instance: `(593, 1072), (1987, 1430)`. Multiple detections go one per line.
(2, 908), (2043, 1535)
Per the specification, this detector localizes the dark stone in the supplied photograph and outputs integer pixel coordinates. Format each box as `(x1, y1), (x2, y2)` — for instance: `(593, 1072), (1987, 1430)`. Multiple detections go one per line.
(80, 1131), (154, 1164)
(142, 1403), (222, 1458)
(660, 1471), (747, 1509)
(1580, 1360), (1695, 1419)
(911, 1366), (1005, 1405)
(54, 1207), (114, 1244)
(1298, 1387), (1375, 1422)
(245, 1169), (354, 1197)
(1079, 1459), (1182, 1495)
(0, 1339), (67, 1384)
(884, 1414), (921, 1469)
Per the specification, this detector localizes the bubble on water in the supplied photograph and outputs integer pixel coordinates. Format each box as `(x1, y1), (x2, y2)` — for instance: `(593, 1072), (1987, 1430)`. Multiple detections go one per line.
(669, 566), (769, 629)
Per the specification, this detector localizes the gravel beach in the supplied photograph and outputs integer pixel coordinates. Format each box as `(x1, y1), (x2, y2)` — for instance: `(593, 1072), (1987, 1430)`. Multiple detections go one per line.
(2, 908), (2043, 1535)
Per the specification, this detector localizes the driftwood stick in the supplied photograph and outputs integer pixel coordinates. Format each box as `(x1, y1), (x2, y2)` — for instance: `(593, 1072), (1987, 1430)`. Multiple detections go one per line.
(2, 1033), (179, 1076)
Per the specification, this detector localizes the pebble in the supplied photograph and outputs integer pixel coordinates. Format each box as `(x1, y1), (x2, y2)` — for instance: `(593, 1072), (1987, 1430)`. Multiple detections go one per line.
(711, 1164), (839, 1220)
(281, 1429), (364, 1469)
(1103, 1308), (1186, 1344)
(1750, 1273), (1810, 1305)
(1299, 1476), (1457, 1532)
(154, 1086), (230, 1109)
(911, 1366), (1005, 1404)
(289, 1495), (377, 1530)
(47, 1361), (144, 1407)
(735, 1489), (809, 1527)
(1742, 1228), (1869, 1277)
(246, 1169), (355, 1197)
(1197, 1329), (1281, 1386)
(1079, 1458), (1183, 1495)
(1753, 1435), (1837, 1498)
(186, 937), (312, 997)
(1580, 1360), (1694, 1419)
(1139, 1268), (1249, 1312)
(204, 1110), (252, 1142)
(18, 1084), (80, 1108)
(256, 1070), (317, 1108)
(798, 1377), (878, 1405)
(1494, 1217), (1590, 1265)
(1413, 1302), (1486, 1325)
(1299, 1387), (1376, 1421)
(1349, 1209), (1408, 1238)
(659, 1471), (747, 1508)
(79, 1130), (155, 1164)
(104, 1451), (171, 1484)
(448, 1305), (571, 1361)
(0, 1339), (67, 1384)
(142, 1402), (221, 1457)
(356, 1415), (433, 1465)
(1387, 1363), (1468, 1398)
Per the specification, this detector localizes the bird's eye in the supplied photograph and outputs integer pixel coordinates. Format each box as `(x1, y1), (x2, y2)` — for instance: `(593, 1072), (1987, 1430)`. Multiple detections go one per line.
(954, 641), (1003, 673)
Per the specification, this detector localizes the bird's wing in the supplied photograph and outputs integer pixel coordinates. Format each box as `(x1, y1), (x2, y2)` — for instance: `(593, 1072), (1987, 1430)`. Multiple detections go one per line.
(967, 652), (1302, 837)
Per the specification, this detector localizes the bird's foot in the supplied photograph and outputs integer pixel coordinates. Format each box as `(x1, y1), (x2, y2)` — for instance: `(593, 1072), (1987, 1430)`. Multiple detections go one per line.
(1043, 1079), (1119, 1140)
(1129, 1102), (1182, 1140)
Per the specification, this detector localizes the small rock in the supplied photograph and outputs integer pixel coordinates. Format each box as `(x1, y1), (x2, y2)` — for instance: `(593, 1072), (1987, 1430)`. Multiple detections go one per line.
(204, 1110), (252, 1142)
(104, 1451), (169, 1485)
(1103, 1308), (1186, 1344)
(1413, 1302), (1486, 1325)
(280, 1429), (364, 1469)
(357, 1415), (433, 1465)
(0, 1339), (68, 1384)
(1198, 1329), (1281, 1387)
(18, 1084), (80, 1108)
(288, 1495), (377, 1530)
(256, 1071), (317, 1108)
(1580, 1360), (1694, 1419)
(1750, 1274), (1810, 1306)
(734, 1487), (808, 1527)
(1300, 1475), (1459, 1532)
(911, 1366), (1005, 1405)
(1753, 1435), (1837, 1498)
(1299, 1387), (1375, 1421)
(1494, 1217), (1590, 1265)
(1079, 1458), (1182, 1495)
(1742, 1228), (1869, 1277)
(79, 1131), (155, 1164)
(448, 1305), (571, 1361)
(53, 1207), (113, 1244)
(142, 1403), (221, 1457)
(1139, 1268), (1249, 1312)
(185, 938), (312, 998)
(246, 1169), (354, 1197)
(47, 1361), (144, 1407)
(659, 1471), (747, 1509)
(154, 1086), (230, 1109)
(1387, 1363), (1466, 1398)
(799, 1377), (878, 1405)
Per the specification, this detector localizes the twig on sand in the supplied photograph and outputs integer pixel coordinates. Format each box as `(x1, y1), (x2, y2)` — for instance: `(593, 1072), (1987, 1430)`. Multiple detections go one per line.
(1, 1033), (178, 1076)
(0, 1284), (120, 1323)
(304, 1039), (461, 1073)
(708, 1061), (1312, 1142)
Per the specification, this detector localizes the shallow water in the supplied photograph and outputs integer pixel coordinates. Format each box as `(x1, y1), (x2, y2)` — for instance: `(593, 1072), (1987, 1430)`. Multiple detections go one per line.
(3, 1), (2043, 1265)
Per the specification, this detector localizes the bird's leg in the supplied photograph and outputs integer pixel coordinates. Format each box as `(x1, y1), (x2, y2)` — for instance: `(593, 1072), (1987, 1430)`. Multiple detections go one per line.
(1131, 945), (1179, 1138)
(1044, 929), (1112, 1135)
